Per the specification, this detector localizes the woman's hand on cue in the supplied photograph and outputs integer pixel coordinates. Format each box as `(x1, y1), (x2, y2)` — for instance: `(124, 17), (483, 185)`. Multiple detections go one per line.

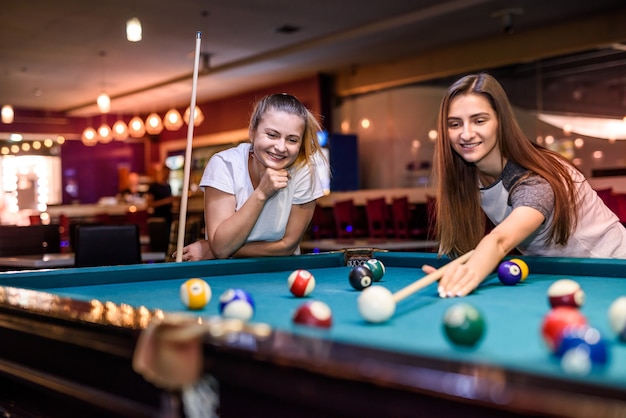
(177, 239), (214, 261)
(422, 255), (480, 298)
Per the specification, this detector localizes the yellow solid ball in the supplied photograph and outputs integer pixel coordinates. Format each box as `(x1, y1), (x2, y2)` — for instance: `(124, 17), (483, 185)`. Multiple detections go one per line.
(180, 278), (212, 310)
(510, 258), (529, 281)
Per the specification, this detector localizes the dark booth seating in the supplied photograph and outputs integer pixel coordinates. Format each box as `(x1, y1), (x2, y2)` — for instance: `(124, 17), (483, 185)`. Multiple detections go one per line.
(74, 224), (142, 267)
(0, 224), (61, 256)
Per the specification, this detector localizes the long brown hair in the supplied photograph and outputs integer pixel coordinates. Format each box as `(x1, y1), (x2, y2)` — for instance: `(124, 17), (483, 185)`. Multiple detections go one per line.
(433, 73), (579, 257)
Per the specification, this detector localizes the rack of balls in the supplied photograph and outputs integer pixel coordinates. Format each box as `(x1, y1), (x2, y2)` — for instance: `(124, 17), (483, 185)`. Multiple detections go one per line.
(540, 279), (612, 375)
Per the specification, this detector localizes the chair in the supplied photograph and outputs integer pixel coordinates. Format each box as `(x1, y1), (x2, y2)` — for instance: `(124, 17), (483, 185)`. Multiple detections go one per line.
(391, 196), (411, 239)
(0, 224), (61, 256)
(74, 224), (141, 267)
(595, 188), (614, 209)
(310, 204), (335, 239)
(147, 217), (170, 252)
(365, 197), (390, 238)
(58, 214), (71, 253)
(332, 199), (366, 239)
(403, 196), (436, 239)
(425, 195), (437, 239)
(125, 209), (149, 236)
(612, 193), (626, 225)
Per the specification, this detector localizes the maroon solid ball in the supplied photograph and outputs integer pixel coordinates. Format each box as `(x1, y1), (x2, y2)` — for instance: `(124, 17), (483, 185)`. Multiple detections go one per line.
(547, 279), (585, 309)
(292, 300), (332, 328)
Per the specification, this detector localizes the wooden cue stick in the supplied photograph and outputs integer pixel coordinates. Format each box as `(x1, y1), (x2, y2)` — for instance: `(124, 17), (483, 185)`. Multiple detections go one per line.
(175, 31), (202, 263)
(392, 250), (475, 303)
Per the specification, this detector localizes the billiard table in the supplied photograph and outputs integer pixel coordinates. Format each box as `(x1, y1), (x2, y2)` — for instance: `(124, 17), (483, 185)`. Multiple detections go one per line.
(0, 250), (625, 417)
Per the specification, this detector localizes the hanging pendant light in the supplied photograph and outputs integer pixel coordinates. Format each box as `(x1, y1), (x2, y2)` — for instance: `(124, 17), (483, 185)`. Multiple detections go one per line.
(184, 106), (204, 126)
(1, 105), (14, 124)
(145, 112), (164, 135)
(96, 51), (111, 113)
(81, 127), (98, 146)
(126, 17), (142, 42)
(97, 93), (111, 114)
(128, 116), (146, 138)
(112, 120), (129, 141)
(164, 108), (183, 131)
(98, 123), (113, 143)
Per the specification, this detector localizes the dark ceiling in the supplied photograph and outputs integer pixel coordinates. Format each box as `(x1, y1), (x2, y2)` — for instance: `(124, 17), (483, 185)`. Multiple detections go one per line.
(1, 0), (625, 123)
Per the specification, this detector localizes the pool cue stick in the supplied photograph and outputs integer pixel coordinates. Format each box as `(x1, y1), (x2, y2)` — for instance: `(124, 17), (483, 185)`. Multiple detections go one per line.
(392, 250), (475, 303)
(175, 31), (202, 263)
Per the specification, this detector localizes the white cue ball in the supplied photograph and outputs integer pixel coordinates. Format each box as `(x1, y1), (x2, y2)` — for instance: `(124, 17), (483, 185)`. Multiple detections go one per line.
(357, 285), (396, 323)
(608, 296), (626, 338)
(561, 346), (592, 376)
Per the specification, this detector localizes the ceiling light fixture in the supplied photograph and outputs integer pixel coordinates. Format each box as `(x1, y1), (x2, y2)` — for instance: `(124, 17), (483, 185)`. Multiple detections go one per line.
(184, 106), (204, 126)
(126, 17), (142, 42)
(164, 108), (183, 131)
(81, 127), (98, 146)
(1, 105), (14, 124)
(145, 113), (164, 135)
(112, 120), (129, 141)
(128, 116), (146, 138)
(538, 113), (626, 141)
(98, 122), (113, 143)
(97, 93), (111, 114)
(97, 51), (111, 113)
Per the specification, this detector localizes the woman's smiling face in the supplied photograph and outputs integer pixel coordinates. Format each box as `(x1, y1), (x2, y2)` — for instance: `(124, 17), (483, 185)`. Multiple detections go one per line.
(447, 93), (502, 173)
(251, 108), (304, 170)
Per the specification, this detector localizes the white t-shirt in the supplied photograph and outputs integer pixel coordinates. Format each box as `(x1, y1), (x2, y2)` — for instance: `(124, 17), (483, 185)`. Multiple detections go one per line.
(200, 143), (324, 243)
(481, 161), (626, 258)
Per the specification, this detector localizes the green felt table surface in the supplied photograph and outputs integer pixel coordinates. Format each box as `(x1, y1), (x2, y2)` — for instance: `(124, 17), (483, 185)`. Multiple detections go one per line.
(5, 251), (625, 392)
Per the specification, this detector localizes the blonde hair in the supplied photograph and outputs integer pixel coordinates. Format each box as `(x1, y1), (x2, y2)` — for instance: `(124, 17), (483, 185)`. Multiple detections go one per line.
(248, 93), (327, 174)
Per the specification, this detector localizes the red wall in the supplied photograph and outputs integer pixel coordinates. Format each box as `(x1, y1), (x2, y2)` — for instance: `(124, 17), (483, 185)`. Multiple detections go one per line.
(6, 75), (326, 204)
(156, 75), (326, 145)
(61, 140), (146, 204)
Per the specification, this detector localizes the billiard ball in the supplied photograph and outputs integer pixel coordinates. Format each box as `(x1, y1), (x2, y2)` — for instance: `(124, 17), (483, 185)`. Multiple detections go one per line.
(349, 265), (374, 290)
(560, 346), (593, 376)
(179, 278), (212, 310)
(442, 303), (486, 347)
(547, 279), (585, 309)
(357, 285), (396, 323)
(497, 260), (523, 285)
(219, 288), (255, 321)
(292, 300), (332, 328)
(288, 269), (316, 297)
(608, 296), (626, 341)
(364, 259), (385, 282)
(541, 306), (588, 353)
(555, 325), (608, 364)
(509, 258), (529, 281)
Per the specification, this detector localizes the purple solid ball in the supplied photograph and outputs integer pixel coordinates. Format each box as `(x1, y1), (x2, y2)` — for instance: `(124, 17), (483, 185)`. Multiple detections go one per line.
(497, 260), (522, 286)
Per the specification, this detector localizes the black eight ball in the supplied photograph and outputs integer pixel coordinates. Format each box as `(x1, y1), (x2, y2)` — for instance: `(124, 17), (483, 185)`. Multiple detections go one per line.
(349, 265), (374, 290)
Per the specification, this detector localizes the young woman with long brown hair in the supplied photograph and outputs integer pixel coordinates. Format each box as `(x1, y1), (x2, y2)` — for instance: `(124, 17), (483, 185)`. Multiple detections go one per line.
(429, 73), (626, 297)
